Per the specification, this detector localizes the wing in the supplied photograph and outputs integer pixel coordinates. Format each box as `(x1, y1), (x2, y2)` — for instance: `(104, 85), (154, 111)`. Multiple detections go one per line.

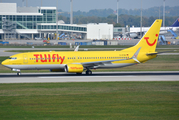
(78, 47), (141, 68)
(81, 58), (128, 68)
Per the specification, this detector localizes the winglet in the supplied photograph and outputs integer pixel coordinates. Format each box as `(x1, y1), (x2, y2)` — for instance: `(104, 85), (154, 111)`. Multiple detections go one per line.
(74, 45), (80, 52)
(132, 47), (141, 63)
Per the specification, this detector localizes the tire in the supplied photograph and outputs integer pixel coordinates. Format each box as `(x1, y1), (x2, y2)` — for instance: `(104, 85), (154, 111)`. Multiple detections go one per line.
(86, 70), (92, 75)
(17, 72), (21, 76)
(89, 71), (92, 75)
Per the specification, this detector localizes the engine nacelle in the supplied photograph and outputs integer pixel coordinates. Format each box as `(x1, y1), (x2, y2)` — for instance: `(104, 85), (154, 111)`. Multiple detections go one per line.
(130, 33), (138, 38)
(66, 64), (83, 73)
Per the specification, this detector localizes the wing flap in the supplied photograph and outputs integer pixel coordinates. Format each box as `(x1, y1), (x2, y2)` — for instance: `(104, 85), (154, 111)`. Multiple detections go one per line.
(81, 58), (128, 66)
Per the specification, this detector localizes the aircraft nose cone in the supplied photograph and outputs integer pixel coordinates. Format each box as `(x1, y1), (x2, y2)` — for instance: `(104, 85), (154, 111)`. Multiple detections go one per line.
(1, 61), (5, 65)
(1, 60), (8, 66)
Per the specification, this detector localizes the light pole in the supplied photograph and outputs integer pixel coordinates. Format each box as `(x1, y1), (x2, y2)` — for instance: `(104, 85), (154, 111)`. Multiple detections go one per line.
(117, 0), (119, 23)
(163, 0), (165, 27)
(39, 0), (42, 38)
(70, 0), (73, 24)
(22, 0), (24, 7)
(26, 0), (28, 7)
(159, 6), (160, 19)
(140, 0), (142, 38)
(56, 0), (58, 40)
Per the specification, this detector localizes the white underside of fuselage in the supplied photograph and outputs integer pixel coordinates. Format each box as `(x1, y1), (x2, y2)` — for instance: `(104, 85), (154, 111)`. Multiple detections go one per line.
(3, 63), (136, 71)
(4, 64), (66, 70)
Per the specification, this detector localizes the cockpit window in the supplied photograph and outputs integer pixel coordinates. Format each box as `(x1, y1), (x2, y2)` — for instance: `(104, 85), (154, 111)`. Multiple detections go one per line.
(8, 57), (17, 60)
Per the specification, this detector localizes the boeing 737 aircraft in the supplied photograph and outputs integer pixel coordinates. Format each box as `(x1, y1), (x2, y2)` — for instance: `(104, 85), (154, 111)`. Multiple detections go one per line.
(2, 19), (162, 75)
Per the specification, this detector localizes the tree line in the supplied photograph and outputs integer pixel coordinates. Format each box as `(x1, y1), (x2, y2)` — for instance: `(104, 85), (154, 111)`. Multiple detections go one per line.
(58, 14), (178, 27)
(59, 6), (179, 18)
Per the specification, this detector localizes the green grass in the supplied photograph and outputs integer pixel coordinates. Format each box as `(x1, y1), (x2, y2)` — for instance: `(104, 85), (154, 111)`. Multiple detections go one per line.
(0, 82), (179, 120)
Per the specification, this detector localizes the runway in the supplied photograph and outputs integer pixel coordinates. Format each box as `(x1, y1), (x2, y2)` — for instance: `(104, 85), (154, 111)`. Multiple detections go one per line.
(0, 71), (179, 83)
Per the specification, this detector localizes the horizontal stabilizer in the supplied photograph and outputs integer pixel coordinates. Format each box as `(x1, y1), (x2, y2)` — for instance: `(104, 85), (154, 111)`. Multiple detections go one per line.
(146, 50), (176, 55)
(146, 52), (158, 55)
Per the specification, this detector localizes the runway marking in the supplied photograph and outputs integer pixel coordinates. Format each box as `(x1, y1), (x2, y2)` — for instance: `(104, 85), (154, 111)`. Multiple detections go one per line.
(39, 76), (136, 79)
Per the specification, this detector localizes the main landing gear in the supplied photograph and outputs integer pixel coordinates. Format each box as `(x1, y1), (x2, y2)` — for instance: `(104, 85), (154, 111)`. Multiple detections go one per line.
(76, 70), (92, 75)
(17, 72), (21, 76)
(86, 70), (92, 75)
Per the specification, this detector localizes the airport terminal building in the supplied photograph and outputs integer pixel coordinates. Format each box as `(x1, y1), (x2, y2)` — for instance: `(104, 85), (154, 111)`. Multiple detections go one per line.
(0, 3), (113, 40)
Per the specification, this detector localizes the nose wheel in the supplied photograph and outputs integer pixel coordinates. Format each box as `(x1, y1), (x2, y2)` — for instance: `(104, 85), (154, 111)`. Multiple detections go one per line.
(86, 70), (92, 75)
(17, 72), (21, 76)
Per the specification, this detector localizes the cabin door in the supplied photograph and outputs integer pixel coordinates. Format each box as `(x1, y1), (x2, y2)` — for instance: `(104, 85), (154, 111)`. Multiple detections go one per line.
(23, 54), (28, 64)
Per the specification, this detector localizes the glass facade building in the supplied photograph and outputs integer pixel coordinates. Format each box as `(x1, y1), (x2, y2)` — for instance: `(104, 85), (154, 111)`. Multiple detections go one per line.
(0, 3), (113, 40)
(0, 6), (87, 33)
(0, 7), (56, 29)
(37, 24), (87, 32)
(39, 8), (56, 23)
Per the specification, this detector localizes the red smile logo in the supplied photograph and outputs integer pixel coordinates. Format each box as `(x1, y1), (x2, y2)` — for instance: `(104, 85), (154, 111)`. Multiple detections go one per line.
(144, 34), (158, 46)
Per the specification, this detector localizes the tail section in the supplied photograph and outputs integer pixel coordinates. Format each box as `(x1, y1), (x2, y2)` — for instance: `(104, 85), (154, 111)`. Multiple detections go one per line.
(129, 19), (162, 53)
(121, 19), (162, 63)
(170, 18), (179, 27)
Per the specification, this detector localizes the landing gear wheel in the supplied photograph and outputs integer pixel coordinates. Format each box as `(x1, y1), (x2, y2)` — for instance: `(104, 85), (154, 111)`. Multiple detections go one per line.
(86, 70), (92, 75)
(17, 72), (21, 76)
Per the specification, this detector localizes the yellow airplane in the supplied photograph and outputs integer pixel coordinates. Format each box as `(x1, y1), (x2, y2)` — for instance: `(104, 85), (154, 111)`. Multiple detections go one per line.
(2, 19), (162, 75)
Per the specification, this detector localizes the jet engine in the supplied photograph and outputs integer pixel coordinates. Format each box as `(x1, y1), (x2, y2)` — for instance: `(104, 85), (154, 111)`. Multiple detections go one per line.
(129, 33), (138, 38)
(65, 64), (83, 73)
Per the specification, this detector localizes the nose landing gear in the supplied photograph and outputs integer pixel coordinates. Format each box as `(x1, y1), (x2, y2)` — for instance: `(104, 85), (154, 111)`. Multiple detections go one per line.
(12, 69), (21, 76)
(17, 72), (21, 76)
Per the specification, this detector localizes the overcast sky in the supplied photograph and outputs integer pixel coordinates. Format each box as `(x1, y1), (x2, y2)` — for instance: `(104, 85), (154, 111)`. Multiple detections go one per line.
(2, 0), (179, 12)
